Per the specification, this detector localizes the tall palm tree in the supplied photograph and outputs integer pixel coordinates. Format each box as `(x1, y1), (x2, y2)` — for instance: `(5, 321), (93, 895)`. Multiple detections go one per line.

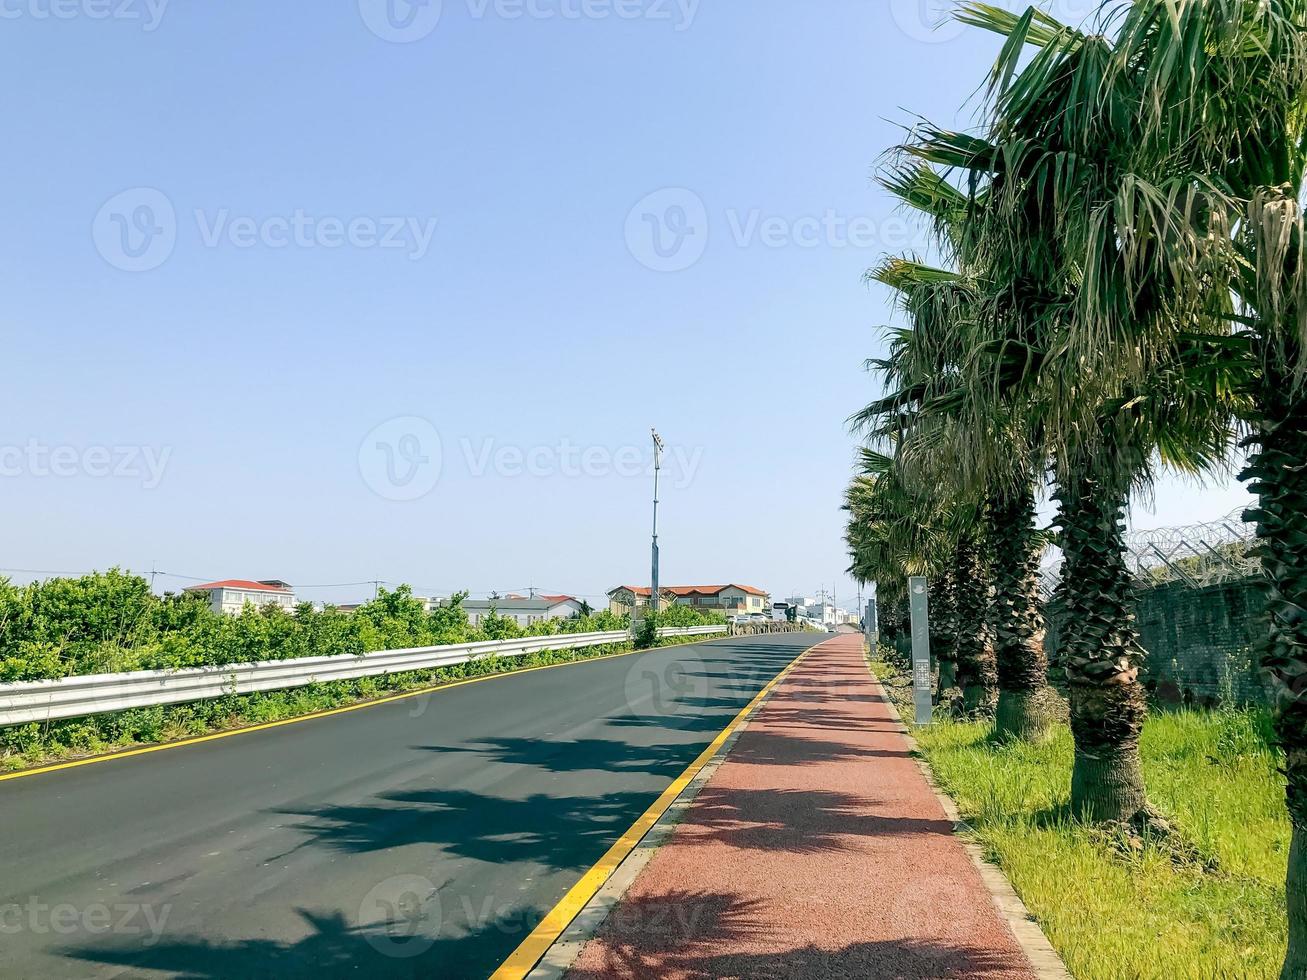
(857, 162), (1051, 729)
(906, 3), (1242, 823)
(843, 444), (968, 702)
(1093, 2), (1307, 971)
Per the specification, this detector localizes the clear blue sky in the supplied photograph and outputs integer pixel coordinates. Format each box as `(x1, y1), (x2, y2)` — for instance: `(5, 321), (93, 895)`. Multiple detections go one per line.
(0, 0), (1251, 608)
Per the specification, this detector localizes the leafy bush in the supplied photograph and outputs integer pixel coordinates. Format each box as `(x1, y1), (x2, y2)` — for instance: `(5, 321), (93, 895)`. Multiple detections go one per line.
(0, 572), (642, 682)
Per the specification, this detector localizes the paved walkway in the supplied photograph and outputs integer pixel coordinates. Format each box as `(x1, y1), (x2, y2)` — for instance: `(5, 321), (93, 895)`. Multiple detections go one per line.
(566, 634), (1040, 980)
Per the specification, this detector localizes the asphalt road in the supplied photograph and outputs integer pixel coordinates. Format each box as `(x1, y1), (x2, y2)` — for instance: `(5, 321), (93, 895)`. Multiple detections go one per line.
(0, 632), (823, 979)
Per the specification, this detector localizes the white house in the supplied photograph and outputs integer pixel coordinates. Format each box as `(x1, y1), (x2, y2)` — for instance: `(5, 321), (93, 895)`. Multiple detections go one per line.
(460, 594), (586, 627)
(186, 579), (297, 615)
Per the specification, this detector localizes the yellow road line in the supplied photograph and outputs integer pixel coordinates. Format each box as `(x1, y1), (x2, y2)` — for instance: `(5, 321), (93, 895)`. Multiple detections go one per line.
(0, 643), (666, 785)
(489, 640), (821, 980)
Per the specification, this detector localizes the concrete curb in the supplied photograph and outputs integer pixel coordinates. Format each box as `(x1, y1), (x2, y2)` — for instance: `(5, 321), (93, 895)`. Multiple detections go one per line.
(867, 658), (1073, 980)
(525, 644), (814, 978)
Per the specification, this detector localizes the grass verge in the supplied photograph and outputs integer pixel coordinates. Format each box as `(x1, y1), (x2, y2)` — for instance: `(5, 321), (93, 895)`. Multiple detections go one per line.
(0, 634), (707, 775)
(870, 654), (1289, 980)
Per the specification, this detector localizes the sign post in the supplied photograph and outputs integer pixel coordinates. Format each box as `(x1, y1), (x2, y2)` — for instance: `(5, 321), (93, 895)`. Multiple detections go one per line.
(865, 597), (878, 648)
(907, 576), (932, 725)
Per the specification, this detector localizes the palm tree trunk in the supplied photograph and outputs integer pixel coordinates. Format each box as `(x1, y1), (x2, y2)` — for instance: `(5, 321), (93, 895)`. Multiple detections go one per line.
(1055, 457), (1150, 824)
(954, 530), (998, 716)
(1243, 350), (1307, 980)
(988, 485), (1057, 741)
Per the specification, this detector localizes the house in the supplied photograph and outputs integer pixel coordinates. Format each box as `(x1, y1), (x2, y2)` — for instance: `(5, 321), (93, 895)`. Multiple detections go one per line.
(186, 579), (297, 615)
(460, 594), (586, 628)
(335, 595), (446, 614)
(607, 585), (770, 617)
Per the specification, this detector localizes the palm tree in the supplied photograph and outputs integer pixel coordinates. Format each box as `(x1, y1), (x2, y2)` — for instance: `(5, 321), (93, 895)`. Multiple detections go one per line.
(843, 446), (967, 703)
(905, 3), (1242, 824)
(856, 162), (1051, 729)
(1095, 2), (1307, 971)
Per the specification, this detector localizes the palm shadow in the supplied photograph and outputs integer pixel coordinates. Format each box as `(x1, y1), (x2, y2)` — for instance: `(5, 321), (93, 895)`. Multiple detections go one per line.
(61, 903), (544, 980)
(569, 886), (1032, 979)
(276, 786), (660, 872)
(681, 786), (956, 855)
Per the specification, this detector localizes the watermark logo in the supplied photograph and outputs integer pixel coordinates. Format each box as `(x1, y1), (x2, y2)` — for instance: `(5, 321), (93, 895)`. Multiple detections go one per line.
(887, 0), (965, 44)
(888, 0), (1098, 44)
(624, 187), (709, 273)
(0, 898), (171, 945)
(359, 417), (443, 502)
(623, 650), (710, 725)
(0, 441), (172, 489)
(0, 0), (170, 30)
(358, 420), (704, 500)
(624, 188), (927, 273)
(358, 0), (444, 43)
(358, 874), (442, 958)
(93, 187), (439, 273)
(359, 0), (698, 41)
(93, 188), (177, 273)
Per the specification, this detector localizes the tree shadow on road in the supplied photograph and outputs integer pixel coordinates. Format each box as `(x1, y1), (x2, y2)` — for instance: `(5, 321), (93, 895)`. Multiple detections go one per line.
(676, 785), (956, 856)
(276, 785), (656, 872)
(568, 885), (1032, 980)
(60, 903), (544, 980)
(429, 735), (700, 777)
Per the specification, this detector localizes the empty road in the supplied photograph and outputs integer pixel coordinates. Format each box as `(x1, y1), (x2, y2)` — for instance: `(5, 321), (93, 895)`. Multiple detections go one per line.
(0, 633), (823, 979)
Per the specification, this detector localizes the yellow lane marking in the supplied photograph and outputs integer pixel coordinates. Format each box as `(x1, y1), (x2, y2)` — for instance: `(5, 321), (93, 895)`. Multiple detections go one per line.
(0, 643), (671, 785)
(489, 638), (824, 980)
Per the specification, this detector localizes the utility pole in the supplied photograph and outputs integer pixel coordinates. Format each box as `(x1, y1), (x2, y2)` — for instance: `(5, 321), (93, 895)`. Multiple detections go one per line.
(651, 428), (664, 618)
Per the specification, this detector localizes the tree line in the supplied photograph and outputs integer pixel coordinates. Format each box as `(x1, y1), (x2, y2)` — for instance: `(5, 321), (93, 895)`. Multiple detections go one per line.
(844, 4), (1307, 975)
(0, 569), (725, 682)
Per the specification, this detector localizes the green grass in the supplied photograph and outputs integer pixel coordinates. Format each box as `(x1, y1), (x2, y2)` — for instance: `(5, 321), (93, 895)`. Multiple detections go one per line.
(1, 634), (709, 774)
(871, 657), (1289, 980)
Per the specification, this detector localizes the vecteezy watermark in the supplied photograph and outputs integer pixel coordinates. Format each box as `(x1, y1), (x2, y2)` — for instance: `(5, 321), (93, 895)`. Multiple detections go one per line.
(0, 441), (172, 489)
(358, 417), (704, 501)
(623, 650), (710, 726)
(92, 188), (177, 273)
(0, 898), (171, 945)
(888, 0), (1099, 44)
(624, 187), (928, 273)
(358, 875), (442, 958)
(359, 417), (444, 502)
(92, 187), (439, 272)
(358, 0), (698, 43)
(0, 0), (170, 31)
(358, 0), (444, 42)
(460, 437), (702, 487)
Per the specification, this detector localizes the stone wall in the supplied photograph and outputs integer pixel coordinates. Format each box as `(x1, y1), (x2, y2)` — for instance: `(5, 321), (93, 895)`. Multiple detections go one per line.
(1045, 577), (1267, 707)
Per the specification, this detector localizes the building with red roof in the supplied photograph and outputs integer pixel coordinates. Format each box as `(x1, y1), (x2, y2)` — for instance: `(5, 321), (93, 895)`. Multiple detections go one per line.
(185, 579), (297, 616)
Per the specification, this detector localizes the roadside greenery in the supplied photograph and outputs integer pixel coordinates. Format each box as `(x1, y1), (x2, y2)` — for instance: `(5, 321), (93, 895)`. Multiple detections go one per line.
(846, 2), (1307, 972)
(0, 569), (728, 772)
(873, 654), (1288, 980)
(631, 603), (729, 650)
(0, 570), (633, 681)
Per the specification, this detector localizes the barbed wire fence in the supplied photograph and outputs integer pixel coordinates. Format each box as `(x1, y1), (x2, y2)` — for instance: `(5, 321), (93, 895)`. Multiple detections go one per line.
(1038, 507), (1259, 598)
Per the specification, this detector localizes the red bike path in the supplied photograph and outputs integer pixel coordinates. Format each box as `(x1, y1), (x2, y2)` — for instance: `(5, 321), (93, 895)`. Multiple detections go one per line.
(566, 633), (1041, 980)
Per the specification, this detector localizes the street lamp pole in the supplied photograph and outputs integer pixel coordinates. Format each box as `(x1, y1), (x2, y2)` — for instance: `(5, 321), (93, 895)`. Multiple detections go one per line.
(651, 429), (664, 618)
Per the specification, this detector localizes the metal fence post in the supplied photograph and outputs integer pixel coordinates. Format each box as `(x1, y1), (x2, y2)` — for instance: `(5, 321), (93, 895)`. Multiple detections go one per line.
(907, 576), (932, 725)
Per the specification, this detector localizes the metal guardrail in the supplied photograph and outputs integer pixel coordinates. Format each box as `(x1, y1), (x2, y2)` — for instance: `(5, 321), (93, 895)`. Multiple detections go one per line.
(0, 625), (728, 727)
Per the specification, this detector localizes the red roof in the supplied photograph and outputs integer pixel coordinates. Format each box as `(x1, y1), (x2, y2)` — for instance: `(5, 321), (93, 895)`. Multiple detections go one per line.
(186, 579), (293, 594)
(610, 584), (768, 598)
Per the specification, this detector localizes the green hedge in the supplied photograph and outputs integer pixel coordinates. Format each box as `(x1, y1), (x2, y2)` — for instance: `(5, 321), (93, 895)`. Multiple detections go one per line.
(0, 571), (653, 682)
